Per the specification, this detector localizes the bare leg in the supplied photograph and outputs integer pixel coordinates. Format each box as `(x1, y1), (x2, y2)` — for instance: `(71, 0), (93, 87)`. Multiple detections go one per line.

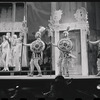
(5, 48), (11, 71)
(62, 58), (69, 77)
(2, 52), (8, 71)
(57, 57), (63, 75)
(34, 58), (42, 76)
(28, 59), (34, 76)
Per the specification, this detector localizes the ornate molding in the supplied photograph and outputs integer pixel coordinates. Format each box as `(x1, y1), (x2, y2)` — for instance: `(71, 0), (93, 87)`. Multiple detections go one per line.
(0, 22), (24, 32)
(48, 10), (62, 32)
(74, 7), (88, 23)
(48, 7), (89, 34)
(52, 10), (62, 24)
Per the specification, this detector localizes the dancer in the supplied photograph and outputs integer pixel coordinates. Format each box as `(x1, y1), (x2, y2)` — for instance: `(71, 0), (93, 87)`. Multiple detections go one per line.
(10, 34), (17, 67)
(88, 39), (100, 76)
(5, 32), (12, 67)
(13, 32), (23, 71)
(23, 26), (45, 77)
(52, 27), (76, 77)
(0, 35), (10, 71)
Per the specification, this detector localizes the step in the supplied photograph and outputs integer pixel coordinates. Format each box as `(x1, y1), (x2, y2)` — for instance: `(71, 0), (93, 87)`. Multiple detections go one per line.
(0, 70), (55, 76)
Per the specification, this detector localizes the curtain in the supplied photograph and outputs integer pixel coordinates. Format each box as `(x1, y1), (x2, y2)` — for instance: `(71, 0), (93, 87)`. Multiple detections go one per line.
(27, 2), (51, 42)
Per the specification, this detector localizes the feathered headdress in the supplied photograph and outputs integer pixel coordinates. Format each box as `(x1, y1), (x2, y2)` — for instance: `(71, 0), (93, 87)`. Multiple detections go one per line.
(63, 26), (70, 37)
(35, 26), (46, 38)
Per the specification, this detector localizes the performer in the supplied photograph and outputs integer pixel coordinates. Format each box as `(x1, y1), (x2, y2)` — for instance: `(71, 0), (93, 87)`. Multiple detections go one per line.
(88, 39), (100, 76)
(10, 34), (17, 67)
(0, 34), (11, 71)
(5, 32), (12, 67)
(13, 32), (23, 71)
(23, 26), (45, 77)
(52, 27), (76, 77)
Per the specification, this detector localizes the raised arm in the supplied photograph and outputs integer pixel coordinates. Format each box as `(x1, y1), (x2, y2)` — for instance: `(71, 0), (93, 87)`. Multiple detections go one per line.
(88, 40), (100, 45)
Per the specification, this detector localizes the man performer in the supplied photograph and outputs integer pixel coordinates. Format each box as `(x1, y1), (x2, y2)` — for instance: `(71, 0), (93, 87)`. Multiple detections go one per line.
(23, 26), (45, 77)
(52, 27), (76, 77)
(88, 39), (100, 76)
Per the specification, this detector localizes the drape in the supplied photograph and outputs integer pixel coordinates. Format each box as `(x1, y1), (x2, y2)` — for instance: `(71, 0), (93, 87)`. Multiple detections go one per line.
(27, 2), (51, 41)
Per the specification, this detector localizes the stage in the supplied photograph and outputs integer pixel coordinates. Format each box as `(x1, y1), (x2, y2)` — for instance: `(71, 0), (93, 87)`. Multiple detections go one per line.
(0, 75), (99, 80)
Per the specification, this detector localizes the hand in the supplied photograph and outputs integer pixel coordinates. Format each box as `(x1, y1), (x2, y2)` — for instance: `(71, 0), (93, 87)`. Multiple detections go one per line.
(22, 43), (25, 45)
(87, 39), (90, 43)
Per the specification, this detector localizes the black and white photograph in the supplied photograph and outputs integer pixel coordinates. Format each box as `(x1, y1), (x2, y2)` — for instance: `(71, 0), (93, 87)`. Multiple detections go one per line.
(0, 2), (99, 100)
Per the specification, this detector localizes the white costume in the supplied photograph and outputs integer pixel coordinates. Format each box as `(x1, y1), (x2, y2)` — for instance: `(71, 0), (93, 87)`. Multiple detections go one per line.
(10, 34), (17, 67)
(0, 35), (11, 71)
(13, 35), (23, 71)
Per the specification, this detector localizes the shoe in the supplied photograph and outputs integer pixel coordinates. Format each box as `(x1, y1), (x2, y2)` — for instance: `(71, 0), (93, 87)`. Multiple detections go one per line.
(65, 74), (69, 77)
(5, 69), (9, 71)
(65, 72), (69, 77)
(1, 68), (6, 71)
(2, 68), (9, 71)
(97, 71), (100, 76)
(28, 73), (33, 77)
(37, 73), (42, 77)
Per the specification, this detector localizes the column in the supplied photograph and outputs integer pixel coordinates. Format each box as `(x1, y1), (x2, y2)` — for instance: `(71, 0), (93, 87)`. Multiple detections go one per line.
(81, 28), (88, 76)
(51, 2), (56, 70)
(55, 30), (60, 75)
(22, 2), (28, 67)
(12, 2), (16, 35)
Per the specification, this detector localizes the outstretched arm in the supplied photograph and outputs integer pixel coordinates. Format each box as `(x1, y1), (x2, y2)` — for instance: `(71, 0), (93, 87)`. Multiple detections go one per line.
(88, 40), (100, 45)
(69, 53), (76, 59)
(23, 43), (31, 47)
(52, 43), (57, 47)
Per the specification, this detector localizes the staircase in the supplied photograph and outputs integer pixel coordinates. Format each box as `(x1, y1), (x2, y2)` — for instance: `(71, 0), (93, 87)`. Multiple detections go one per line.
(0, 66), (55, 76)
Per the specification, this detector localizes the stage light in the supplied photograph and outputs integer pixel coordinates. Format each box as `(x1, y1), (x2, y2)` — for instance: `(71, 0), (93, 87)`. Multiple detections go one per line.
(16, 85), (19, 89)
(97, 84), (100, 90)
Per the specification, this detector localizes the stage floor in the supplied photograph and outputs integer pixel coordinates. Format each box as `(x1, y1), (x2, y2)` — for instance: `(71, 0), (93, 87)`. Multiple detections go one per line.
(0, 75), (99, 80)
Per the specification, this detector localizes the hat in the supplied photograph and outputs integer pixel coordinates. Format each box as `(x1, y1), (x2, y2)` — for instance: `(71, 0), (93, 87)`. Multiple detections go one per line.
(35, 31), (41, 38)
(39, 26), (45, 33)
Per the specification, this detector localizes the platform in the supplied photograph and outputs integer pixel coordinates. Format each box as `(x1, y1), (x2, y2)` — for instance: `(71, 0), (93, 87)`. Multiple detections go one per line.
(0, 75), (99, 80)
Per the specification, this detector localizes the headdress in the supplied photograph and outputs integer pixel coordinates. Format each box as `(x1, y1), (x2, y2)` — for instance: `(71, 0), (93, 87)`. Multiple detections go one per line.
(35, 26), (46, 39)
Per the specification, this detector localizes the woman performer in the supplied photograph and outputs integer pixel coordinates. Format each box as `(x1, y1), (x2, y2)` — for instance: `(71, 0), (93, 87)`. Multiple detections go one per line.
(13, 32), (23, 71)
(10, 34), (17, 67)
(0, 35), (10, 71)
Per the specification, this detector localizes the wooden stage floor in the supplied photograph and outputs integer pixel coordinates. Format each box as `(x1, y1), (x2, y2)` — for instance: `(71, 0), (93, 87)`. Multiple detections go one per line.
(0, 75), (99, 80)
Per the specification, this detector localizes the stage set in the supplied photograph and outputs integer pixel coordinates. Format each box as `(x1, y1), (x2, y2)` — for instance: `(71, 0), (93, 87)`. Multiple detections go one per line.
(0, 2), (98, 78)
(0, 2), (91, 78)
(0, 2), (100, 100)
